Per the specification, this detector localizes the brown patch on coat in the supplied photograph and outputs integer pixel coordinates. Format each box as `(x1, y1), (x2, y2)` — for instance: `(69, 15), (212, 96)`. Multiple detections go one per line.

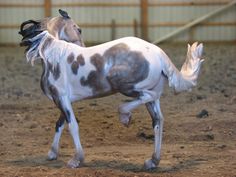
(81, 43), (149, 97)
(40, 61), (49, 95)
(40, 61), (71, 123)
(90, 54), (104, 72)
(80, 53), (111, 94)
(67, 53), (74, 64)
(105, 43), (149, 97)
(41, 37), (53, 54)
(77, 54), (85, 66)
(107, 44), (149, 92)
(48, 61), (61, 80)
(145, 101), (160, 128)
(48, 84), (71, 123)
(53, 63), (61, 80)
(71, 61), (79, 75)
(49, 85), (59, 98)
(71, 54), (85, 75)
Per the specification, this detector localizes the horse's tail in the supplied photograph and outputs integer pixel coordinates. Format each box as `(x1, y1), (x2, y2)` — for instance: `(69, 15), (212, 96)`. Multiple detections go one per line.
(161, 42), (204, 93)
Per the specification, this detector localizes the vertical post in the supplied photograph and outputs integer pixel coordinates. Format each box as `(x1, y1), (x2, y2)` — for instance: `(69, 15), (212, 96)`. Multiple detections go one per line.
(111, 19), (116, 40)
(140, 0), (149, 41)
(133, 19), (138, 37)
(44, 0), (51, 17)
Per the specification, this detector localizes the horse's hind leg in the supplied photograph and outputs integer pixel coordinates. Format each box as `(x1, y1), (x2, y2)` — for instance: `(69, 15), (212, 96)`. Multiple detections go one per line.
(144, 99), (164, 169)
(47, 113), (65, 160)
(119, 90), (157, 127)
(119, 100), (141, 126)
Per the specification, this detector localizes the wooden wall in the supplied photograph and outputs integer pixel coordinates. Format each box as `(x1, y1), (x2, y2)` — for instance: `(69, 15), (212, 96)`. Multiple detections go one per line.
(0, 0), (235, 45)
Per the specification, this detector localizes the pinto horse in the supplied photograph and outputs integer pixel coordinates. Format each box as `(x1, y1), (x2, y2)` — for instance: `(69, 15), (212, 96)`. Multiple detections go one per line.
(20, 29), (204, 169)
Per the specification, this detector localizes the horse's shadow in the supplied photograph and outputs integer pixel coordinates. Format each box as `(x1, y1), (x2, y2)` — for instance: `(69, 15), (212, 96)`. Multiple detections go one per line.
(86, 159), (203, 173)
(6, 155), (65, 169)
(6, 155), (203, 173)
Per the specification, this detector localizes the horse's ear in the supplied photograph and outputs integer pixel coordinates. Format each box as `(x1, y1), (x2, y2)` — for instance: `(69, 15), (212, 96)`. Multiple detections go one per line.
(59, 9), (70, 19)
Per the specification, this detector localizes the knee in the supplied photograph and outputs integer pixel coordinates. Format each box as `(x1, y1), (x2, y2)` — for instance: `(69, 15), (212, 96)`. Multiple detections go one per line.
(152, 115), (164, 129)
(118, 105), (129, 114)
(55, 118), (65, 132)
(140, 91), (158, 104)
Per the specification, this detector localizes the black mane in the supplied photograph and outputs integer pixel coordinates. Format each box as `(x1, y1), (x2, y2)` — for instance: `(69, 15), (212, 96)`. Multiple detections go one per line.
(19, 20), (43, 51)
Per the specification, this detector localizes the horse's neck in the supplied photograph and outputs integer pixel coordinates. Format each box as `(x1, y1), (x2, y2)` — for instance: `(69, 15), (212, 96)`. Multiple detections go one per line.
(44, 40), (67, 64)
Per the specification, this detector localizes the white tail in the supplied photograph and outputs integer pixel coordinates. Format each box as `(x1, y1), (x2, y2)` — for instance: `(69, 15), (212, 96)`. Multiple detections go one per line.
(162, 42), (204, 93)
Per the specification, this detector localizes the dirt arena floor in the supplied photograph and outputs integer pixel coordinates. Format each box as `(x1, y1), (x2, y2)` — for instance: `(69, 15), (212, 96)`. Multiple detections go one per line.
(0, 43), (235, 177)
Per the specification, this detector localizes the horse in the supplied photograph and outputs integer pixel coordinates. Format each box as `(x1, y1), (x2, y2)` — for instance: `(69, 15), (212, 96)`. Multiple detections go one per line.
(19, 26), (204, 169)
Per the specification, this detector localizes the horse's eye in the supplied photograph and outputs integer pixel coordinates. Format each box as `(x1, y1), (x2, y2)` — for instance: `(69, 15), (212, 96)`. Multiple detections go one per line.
(78, 28), (82, 34)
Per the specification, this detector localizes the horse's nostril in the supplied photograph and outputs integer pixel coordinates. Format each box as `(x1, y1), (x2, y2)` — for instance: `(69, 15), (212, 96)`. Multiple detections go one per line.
(78, 28), (82, 34)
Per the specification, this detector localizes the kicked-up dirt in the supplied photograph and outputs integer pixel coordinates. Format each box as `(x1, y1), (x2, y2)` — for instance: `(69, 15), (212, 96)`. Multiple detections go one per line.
(0, 43), (235, 177)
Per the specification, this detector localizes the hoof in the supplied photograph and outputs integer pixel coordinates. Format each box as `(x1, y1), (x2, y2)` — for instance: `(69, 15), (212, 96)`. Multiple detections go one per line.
(119, 112), (132, 127)
(144, 159), (158, 170)
(67, 158), (83, 168)
(47, 149), (58, 161)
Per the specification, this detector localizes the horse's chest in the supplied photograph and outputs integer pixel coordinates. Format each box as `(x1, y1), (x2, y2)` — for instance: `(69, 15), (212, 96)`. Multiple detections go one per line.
(40, 70), (52, 99)
(40, 62), (60, 99)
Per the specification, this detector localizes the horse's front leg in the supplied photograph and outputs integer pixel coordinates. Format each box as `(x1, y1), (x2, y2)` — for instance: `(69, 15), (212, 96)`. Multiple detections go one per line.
(67, 111), (84, 168)
(50, 86), (84, 168)
(47, 113), (65, 160)
(144, 99), (164, 169)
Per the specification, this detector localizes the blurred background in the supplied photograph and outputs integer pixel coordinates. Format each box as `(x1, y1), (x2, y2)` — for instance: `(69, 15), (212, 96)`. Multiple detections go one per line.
(0, 0), (235, 45)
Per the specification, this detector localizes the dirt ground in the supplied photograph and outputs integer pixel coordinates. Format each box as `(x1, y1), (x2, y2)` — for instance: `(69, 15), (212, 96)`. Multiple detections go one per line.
(0, 43), (235, 177)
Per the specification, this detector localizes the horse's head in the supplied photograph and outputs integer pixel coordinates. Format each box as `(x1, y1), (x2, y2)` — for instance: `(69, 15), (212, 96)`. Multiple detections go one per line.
(19, 9), (85, 47)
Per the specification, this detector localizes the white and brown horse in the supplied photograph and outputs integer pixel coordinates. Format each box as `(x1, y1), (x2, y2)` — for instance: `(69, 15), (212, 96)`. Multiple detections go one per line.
(20, 22), (204, 169)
